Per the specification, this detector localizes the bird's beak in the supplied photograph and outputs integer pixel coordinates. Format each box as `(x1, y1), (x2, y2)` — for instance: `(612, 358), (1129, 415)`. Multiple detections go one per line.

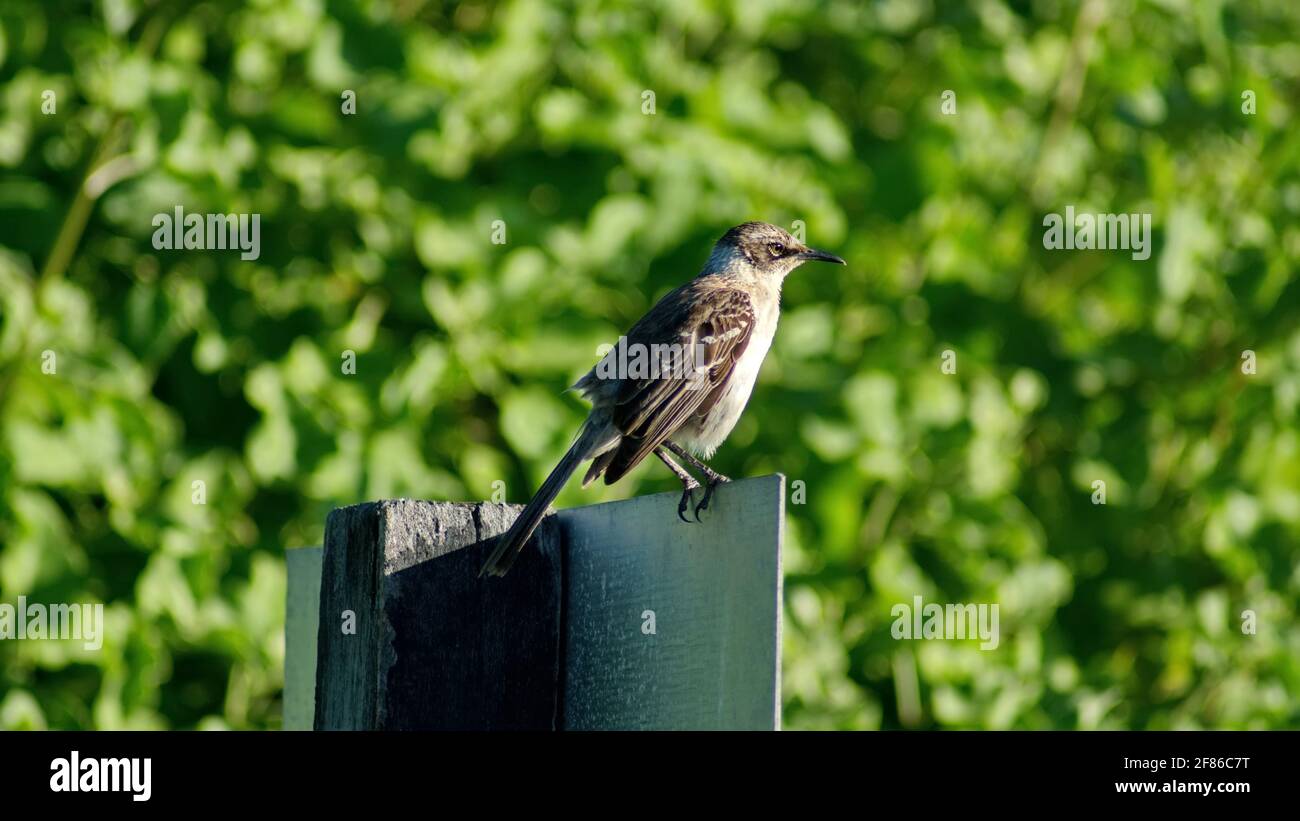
(796, 247), (847, 265)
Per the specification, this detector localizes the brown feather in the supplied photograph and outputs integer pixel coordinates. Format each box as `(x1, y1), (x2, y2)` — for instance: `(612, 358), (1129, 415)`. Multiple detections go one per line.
(602, 285), (756, 483)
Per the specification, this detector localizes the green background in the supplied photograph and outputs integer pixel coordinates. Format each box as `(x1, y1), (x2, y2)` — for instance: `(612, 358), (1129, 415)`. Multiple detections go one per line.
(1, 0), (1298, 730)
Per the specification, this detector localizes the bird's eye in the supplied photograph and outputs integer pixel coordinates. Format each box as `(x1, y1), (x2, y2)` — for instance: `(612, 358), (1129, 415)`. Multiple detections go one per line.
(767, 242), (785, 257)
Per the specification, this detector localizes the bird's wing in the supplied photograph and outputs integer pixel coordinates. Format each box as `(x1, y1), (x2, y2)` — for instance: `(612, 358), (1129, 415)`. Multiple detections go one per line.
(602, 285), (756, 483)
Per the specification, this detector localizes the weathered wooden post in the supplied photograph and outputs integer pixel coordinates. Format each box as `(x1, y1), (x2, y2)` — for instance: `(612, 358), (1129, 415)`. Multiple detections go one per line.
(301, 474), (784, 730)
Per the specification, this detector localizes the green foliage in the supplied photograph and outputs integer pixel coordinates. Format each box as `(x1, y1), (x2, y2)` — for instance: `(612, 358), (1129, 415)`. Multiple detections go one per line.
(1, 0), (1298, 729)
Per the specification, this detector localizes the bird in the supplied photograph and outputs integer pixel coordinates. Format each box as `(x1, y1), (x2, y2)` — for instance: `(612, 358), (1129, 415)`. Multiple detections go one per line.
(480, 221), (846, 576)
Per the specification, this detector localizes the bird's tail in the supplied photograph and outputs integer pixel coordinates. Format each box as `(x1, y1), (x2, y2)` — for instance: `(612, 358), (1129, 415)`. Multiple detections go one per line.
(479, 417), (610, 577)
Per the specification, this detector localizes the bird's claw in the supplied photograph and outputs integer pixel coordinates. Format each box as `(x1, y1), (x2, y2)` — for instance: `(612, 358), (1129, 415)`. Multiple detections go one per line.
(677, 481), (701, 523)
(692, 475), (731, 520)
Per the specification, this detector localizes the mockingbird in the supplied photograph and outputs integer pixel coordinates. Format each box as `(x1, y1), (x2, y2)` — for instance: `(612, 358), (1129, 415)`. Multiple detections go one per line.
(480, 221), (845, 576)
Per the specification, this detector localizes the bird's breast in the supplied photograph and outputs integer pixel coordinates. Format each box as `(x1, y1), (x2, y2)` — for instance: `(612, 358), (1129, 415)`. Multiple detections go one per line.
(678, 303), (779, 457)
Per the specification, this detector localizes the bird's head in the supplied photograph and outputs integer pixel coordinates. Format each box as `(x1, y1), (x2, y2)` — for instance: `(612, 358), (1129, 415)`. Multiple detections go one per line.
(707, 221), (846, 282)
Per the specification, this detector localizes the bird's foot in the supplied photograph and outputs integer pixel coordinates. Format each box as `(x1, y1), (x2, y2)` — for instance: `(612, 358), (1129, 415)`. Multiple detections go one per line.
(693, 474), (731, 520)
(677, 479), (702, 523)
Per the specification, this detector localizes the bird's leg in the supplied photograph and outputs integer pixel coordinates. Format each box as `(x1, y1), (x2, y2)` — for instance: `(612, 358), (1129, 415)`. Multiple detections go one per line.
(655, 447), (701, 523)
(663, 441), (731, 484)
(663, 441), (729, 519)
